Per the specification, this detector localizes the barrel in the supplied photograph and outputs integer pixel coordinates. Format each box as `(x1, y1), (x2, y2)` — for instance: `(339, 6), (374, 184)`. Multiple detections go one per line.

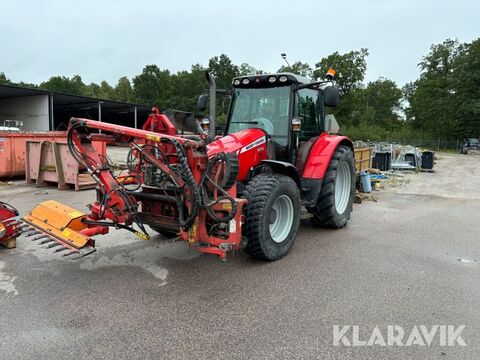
(360, 170), (372, 193)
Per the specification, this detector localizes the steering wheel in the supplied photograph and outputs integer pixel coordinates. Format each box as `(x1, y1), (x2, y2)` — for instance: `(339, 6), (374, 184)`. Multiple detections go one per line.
(255, 117), (274, 135)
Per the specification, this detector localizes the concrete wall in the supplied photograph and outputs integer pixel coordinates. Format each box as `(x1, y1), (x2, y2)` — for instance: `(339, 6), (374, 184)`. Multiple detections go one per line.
(0, 95), (49, 131)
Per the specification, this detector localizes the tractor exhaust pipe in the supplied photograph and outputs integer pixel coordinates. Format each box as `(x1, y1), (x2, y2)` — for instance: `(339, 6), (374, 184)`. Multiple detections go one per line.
(206, 71), (216, 142)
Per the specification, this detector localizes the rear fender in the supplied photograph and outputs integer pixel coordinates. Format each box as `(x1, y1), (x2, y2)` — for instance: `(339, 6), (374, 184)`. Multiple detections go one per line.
(302, 133), (353, 179)
(300, 133), (353, 207)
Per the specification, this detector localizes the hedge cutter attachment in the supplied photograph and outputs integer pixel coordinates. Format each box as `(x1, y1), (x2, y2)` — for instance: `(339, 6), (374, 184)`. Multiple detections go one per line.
(22, 200), (98, 257)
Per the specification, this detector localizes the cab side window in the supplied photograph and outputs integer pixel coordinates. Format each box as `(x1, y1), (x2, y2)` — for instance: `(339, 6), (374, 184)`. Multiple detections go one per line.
(295, 89), (320, 139)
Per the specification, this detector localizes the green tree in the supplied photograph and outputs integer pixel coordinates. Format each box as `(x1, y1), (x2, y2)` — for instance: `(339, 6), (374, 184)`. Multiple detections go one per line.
(334, 87), (367, 127)
(208, 55), (240, 122)
(84, 80), (114, 99)
(168, 64), (207, 111)
(113, 76), (133, 102)
(132, 65), (171, 107)
(314, 48), (369, 96)
(311, 49), (369, 128)
(0, 72), (12, 85)
(404, 39), (463, 138)
(39, 75), (86, 95)
(208, 54), (239, 89)
(0, 72), (37, 89)
(85, 83), (102, 98)
(363, 78), (403, 129)
(453, 38), (480, 137)
(277, 61), (313, 77)
(99, 81), (114, 99)
(15, 81), (38, 89)
(239, 63), (263, 76)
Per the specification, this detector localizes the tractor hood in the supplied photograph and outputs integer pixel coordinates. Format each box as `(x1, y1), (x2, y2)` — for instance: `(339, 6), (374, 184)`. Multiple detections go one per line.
(207, 128), (266, 155)
(207, 128), (269, 180)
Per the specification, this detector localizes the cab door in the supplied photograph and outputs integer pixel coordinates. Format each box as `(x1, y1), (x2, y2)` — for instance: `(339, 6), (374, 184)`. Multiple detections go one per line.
(292, 88), (322, 168)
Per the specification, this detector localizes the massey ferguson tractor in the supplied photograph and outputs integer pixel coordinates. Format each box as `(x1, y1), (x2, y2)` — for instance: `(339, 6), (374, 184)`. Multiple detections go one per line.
(21, 69), (355, 261)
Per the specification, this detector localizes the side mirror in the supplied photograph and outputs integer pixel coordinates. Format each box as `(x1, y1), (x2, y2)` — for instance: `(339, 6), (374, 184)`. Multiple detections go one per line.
(323, 86), (340, 107)
(197, 94), (208, 112)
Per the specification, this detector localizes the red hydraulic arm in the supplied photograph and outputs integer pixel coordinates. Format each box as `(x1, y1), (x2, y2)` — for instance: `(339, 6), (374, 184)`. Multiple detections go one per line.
(67, 116), (205, 226)
(24, 112), (245, 260)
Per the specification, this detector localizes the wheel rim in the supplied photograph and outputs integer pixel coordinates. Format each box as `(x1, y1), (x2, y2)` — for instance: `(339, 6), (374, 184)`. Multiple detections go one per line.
(269, 195), (294, 243)
(335, 162), (351, 214)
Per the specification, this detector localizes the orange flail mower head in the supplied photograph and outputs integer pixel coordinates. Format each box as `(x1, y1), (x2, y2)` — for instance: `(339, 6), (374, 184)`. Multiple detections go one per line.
(22, 200), (97, 257)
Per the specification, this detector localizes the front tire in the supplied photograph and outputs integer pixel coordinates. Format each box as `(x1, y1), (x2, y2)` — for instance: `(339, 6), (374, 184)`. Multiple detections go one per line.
(308, 145), (355, 229)
(243, 174), (301, 260)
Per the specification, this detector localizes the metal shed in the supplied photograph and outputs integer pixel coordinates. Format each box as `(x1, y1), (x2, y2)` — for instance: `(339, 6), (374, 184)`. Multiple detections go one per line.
(0, 84), (151, 131)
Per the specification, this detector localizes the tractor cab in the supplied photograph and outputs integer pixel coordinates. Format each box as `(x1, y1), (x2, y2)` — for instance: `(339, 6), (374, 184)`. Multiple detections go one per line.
(225, 72), (339, 163)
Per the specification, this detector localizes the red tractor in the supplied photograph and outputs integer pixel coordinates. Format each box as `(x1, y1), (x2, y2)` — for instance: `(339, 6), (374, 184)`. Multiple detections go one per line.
(22, 70), (355, 261)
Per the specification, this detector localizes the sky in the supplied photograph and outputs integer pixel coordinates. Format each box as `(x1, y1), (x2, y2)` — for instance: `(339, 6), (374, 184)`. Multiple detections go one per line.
(0, 0), (478, 88)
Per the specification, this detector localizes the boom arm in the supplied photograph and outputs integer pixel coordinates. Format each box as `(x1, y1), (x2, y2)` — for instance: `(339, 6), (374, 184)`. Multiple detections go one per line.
(22, 112), (246, 260)
(67, 117), (205, 229)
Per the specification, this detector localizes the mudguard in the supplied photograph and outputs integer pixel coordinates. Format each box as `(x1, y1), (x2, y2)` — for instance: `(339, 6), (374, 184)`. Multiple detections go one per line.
(300, 133), (353, 207)
(302, 132), (353, 179)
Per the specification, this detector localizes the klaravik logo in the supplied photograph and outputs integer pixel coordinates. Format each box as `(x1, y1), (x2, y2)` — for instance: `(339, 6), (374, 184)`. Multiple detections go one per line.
(333, 325), (466, 347)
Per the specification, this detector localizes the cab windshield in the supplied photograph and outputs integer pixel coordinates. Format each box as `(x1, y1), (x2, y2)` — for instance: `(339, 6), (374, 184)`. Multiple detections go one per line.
(227, 86), (291, 146)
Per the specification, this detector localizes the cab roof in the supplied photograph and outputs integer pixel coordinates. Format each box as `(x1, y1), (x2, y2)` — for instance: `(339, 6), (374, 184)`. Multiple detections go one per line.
(232, 72), (314, 88)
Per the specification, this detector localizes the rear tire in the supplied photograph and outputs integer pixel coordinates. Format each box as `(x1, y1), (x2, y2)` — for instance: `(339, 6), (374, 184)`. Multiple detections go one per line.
(308, 145), (355, 229)
(243, 174), (301, 261)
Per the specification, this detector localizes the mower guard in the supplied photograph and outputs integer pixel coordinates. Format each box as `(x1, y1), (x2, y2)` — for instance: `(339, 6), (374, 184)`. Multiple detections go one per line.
(22, 200), (96, 257)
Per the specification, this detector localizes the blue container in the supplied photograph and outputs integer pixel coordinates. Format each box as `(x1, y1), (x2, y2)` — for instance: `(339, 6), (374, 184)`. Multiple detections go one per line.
(360, 170), (372, 193)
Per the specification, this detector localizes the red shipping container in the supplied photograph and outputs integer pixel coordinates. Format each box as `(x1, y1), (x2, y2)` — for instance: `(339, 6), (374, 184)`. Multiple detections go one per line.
(0, 132), (106, 179)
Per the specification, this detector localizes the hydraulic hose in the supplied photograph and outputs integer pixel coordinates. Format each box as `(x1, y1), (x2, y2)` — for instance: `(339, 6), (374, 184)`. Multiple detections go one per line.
(159, 138), (200, 229)
(199, 153), (238, 224)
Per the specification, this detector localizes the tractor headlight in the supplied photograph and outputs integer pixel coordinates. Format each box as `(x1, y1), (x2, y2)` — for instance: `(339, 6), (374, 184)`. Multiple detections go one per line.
(279, 76), (288, 82)
(233, 79), (241, 86)
(268, 76), (276, 83)
(242, 78), (250, 85)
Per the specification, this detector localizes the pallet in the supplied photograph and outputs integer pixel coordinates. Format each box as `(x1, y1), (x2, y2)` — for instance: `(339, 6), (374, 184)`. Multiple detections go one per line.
(26, 141), (101, 191)
(354, 147), (372, 174)
(354, 192), (377, 203)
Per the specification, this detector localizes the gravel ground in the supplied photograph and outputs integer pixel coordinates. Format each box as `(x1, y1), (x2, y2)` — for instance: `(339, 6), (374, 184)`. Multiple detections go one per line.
(0, 152), (479, 359)
(385, 152), (480, 200)
(106, 145), (130, 166)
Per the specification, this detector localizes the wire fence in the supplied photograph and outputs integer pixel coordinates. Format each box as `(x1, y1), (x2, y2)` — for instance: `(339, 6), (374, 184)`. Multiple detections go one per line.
(383, 139), (463, 151)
